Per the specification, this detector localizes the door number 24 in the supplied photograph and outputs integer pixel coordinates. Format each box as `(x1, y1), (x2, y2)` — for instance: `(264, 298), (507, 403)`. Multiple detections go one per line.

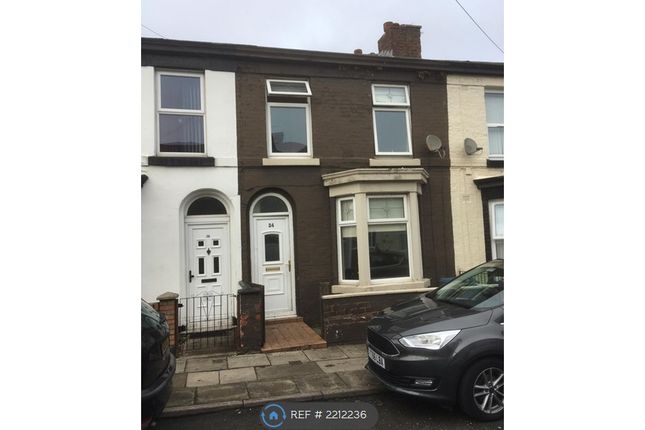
(268, 222), (275, 228)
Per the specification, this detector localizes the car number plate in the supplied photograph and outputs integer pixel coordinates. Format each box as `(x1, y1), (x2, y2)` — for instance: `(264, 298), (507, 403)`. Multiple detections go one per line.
(368, 347), (386, 369)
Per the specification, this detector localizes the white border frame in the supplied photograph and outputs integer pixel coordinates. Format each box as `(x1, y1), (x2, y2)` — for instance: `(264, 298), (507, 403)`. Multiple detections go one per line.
(371, 84), (410, 106)
(156, 70), (207, 157)
(336, 197), (358, 284)
(266, 79), (312, 96)
(489, 199), (504, 259)
(249, 192), (297, 319)
(266, 102), (313, 158)
(366, 194), (413, 284)
(372, 108), (413, 155)
(485, 89), (504, 160)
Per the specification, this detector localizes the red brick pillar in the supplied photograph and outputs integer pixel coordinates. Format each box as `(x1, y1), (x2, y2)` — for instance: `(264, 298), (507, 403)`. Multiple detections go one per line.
(156, 292), (179, 350)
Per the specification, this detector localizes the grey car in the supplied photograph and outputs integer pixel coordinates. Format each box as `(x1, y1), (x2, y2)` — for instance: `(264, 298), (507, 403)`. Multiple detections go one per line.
(366, 260), (504, 421)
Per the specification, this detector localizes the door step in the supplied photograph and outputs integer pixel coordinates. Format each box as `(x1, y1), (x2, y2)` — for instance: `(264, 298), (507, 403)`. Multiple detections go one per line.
(266, 316), (304, 326)
(262, 320), (327, 353)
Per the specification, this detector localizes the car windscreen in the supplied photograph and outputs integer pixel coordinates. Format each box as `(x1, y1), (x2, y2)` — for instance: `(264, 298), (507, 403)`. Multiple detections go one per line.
(431, 262), (504, 309)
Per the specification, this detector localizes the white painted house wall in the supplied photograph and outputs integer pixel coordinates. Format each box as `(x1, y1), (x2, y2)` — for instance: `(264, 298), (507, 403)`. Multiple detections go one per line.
(141, 67), (241, 302)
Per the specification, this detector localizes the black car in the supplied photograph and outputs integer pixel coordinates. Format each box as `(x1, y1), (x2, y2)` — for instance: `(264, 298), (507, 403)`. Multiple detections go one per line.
(366, 260), (503, 421)
(141, 300), (176, 427)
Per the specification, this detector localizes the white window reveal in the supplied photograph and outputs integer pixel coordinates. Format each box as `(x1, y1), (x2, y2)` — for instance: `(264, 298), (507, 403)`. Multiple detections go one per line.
(372, 84), (412, 155)
(485, 91), (504, 159)
(157, 72), (205, 154)
(266, 80), (313, 157)
(489, 200), (504, 259)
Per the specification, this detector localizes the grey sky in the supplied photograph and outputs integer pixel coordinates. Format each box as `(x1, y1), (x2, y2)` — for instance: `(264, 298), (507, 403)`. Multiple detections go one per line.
(141, 0), (503, 63)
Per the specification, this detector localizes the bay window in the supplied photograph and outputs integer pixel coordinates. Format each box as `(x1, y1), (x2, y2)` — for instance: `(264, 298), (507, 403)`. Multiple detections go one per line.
(367, 197), (410, 279)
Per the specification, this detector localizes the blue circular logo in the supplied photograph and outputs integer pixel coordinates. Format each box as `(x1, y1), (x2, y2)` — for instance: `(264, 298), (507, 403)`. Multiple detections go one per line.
(260, 402), (287, 428)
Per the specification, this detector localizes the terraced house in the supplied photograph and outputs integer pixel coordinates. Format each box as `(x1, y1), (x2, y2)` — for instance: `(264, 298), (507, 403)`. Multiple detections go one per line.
(141, 22), (503, 346)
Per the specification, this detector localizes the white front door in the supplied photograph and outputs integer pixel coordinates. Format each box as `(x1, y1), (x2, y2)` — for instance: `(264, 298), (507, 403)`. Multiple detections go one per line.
(186, 223), (230, 330)
(252, 216), (295, 318)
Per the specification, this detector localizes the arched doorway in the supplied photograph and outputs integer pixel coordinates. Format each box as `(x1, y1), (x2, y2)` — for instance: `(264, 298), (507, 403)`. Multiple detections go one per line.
(249, 193), (296, 319)
(184, 195), (230, 329)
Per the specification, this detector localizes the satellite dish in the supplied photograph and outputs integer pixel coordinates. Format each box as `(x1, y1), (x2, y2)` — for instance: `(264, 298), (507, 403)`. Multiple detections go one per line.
(464, 138), (482, 155)
(425, 134), (443, 152)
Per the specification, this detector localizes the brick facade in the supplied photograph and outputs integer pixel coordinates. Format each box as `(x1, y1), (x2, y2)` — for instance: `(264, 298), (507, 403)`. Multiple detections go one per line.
(322, 291), (424, 344)
(236, 62), (456, 328)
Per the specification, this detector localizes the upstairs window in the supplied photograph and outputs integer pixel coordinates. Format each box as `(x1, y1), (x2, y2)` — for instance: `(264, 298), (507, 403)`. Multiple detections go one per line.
(485, 91), (504, 159)
(372, 84), (412, 155)
(157, 72), (205, 154)
(266, 79), (312, 157)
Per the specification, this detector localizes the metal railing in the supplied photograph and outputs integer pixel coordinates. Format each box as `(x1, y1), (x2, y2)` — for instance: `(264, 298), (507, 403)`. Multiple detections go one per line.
(176, 294), (236, 356)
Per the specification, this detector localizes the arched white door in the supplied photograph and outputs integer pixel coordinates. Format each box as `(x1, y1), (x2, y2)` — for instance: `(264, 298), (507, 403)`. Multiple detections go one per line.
(184, 196), (230, 330)
(250, 194), (296, 319)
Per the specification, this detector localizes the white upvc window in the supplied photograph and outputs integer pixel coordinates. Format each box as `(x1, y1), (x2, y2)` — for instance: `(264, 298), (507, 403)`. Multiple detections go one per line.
(266, 79), (313, 158)
(367, 196), (411, 281)
(337, 198), (358, 282)
(371, 84), (412, 155)
(266, 79), (312, 96)
(336, 194), (412, 285)
(489, 199), (504, 259)
(485, 90), (504, 160)
(156, 71), (205, 155)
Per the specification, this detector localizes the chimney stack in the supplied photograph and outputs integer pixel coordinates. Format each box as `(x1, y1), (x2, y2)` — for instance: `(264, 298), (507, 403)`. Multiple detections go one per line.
(377, 21), (422, 58)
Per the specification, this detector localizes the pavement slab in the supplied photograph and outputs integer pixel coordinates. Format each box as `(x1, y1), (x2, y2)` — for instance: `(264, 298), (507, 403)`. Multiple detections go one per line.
(256, 361), (323, 380)
(219, 367), (257, 384)
(166, 387), (195, 408)
(303, 346), (348, 361)
(172, 372), (187, 388)
(316, 357), (368, 373)
(186, 371), (220, 387)
(227, 353), (270, 369)
(246, 379), (300, 399)
(266, 350), (310, 366)
(338, 344), (368, 358)
(293, 372), (348, 394)
(185, 356), (228, 372)
(336, 369), (383, 389)
(196, 383), (249, 404)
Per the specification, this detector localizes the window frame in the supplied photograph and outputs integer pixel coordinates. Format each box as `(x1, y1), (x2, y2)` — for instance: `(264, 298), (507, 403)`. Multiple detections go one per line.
(489, 199), (504, 259)
(156, 70), (206, 156)
(371, 84), (412, 156)
(336, 197), (358, 284)
(366, 195), (412, 283)
(266, 79), (312, 96)
(485, 89), (504, 160)
(266, 101), (313, 158)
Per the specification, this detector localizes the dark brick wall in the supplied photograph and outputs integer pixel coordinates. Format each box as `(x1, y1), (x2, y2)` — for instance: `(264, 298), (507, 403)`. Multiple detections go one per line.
(236, 61), (455, 328)
(322, 291), (425, 344)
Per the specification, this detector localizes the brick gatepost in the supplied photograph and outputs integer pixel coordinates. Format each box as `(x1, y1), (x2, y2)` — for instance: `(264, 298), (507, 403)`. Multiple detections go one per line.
(237, 281), (265, 352)
(155, 292), (179, 351)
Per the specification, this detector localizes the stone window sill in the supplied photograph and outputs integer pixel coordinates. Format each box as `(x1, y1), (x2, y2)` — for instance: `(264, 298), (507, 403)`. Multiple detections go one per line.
(262, 158), (320, 166)
(369, 158), (421, 167)
(330, 278), (430, 295)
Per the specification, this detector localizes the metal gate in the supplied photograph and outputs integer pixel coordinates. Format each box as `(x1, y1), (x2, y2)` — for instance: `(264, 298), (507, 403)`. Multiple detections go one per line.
(176, 294), (236, 355)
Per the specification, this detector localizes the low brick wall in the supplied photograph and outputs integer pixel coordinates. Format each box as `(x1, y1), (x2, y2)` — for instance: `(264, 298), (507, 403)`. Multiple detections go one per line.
(322, 290), (426, 344)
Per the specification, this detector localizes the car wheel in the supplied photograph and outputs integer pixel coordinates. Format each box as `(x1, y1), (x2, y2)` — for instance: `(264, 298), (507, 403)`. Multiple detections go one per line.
(458, 357), (504, 421)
